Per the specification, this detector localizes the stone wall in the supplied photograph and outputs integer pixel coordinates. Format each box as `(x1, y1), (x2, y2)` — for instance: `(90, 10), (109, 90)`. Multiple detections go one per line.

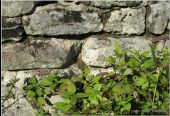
(2, 0), (170, 73)
(1, 0), (170, 115)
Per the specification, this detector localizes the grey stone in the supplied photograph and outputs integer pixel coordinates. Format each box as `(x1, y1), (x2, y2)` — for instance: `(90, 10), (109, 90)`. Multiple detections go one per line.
(54, 64), (82, 77)
(90, 0), (142, 9)
(22, 4), (103, 36)
(2, 97), (35, 116)
(167, 21), (170, 30)
(48, 95), (64, 105)
(2, 1), (35, 17)
(2, 17), (21, 28)
(2, 37), (82, 70)
(104, 7), (146, 35)
(2, 17), (24, 42)
(82, 35), (151, 67)
(146, 2), (169, 34)
(90, 67), (114, 76)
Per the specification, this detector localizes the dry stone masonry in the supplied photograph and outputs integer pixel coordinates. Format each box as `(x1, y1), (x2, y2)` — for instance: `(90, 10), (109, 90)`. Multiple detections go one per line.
(1, 1), (170, 116)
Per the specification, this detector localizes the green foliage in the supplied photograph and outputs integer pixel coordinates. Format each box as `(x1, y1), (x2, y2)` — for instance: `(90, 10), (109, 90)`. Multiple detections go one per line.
(2, 76), (20, 102)
(23, 42), (169, 115)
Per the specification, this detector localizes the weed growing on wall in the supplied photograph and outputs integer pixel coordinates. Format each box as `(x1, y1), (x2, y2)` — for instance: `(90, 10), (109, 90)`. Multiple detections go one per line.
(23, 42), (169, 115)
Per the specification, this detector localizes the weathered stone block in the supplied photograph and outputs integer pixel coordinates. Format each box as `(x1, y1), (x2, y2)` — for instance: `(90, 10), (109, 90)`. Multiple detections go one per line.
(90, 0), (142, 8)
(81, 35), (151, 67)
(2, 1), (35, 17)
(104, 7), (146, 35)
(2, 37), (82, 70)
(22, 4), (103, 36)
(146, 2), (169, 34)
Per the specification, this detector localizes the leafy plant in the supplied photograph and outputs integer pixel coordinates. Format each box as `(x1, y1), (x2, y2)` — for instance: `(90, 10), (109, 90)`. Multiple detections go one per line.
(23, 41), (169, 115)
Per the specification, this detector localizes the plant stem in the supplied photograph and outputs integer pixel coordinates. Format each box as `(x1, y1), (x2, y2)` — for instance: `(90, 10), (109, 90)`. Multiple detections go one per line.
(151, 70), (160, 109)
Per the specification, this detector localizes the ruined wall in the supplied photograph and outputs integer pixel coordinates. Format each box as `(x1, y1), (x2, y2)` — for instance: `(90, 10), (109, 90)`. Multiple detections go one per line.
(2, 0), (170, 75)
(1, 1), (170, 115)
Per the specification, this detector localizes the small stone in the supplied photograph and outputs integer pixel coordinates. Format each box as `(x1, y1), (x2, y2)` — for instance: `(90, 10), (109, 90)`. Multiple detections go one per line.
(2, 1), (35, 17)
(54, 64), (82, 77)
(2, 27), (24, 42)
(48, 95), (64, 105)
(104, 7), (146, 35)
(2, 17), (24, 42)
(146, 2), (169, 34)
(2, 17), (21, 28)
(22, 3), (103, 35)
(90, 67), (114, 76)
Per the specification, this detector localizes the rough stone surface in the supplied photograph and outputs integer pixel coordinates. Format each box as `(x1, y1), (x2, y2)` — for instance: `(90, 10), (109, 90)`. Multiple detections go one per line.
(104, 7), (146, 35)
(2, 37), (82, 70)
(22, 4), (103, 36)
(53, 64), (82, 77)
(48, 95), (64, 104)
(2, 17), (24, 41)
(167, 22), (170, 30)
(2, 97), (35, 116)
(90, 67), (114, 76)
(90, 0), (142, 9)
(82, 35), (151, 67)
(2, 1), (35, 17)
(147, 2), (169, 34)
(2, 17), (21, 28)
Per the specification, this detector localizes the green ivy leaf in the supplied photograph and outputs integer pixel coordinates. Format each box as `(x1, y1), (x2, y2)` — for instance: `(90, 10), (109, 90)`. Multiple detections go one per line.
(85, 87), (95, 94)
(39, 78), (53, 87)
(160, 76), (168, 86)
(141, 82), (149, 90)
(38, 97), (45, 106)
(24, 85), (34, 90)
(27, 90), (36, 98)
(36, 88), (43, 97)
(44, 89), (51, 95)
(89, 94), (98, 105)
(123, 68), (132, 76)
(106, 56), (116, 64)
(94, 84), (102, 91)
(141, 59), (155, 68)
(92, 76), (101, 84)
(148, 74), (158, 83)
(84, 65), (91, 76)
(65, 80), (76, 95)
(135, 77), (148, 87)
(70, 95), (77, 105)
(76, 93), (88, 98)
(29, 76), (38, 84)
(6, 83), (13, 87)
(128, 57), (140, 67)
(54, 102), (72, 112)
(114, 41), (123, 55)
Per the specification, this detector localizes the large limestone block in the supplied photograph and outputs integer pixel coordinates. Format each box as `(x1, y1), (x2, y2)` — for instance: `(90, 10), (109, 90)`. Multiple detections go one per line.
(22, 4), (103, 36)
(2, 1), (35, 17)
(2, 37), (82, 70)
(81, 35), (151, 67)
(104, 7), (146, 35)
(147, 2), (170, 34)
